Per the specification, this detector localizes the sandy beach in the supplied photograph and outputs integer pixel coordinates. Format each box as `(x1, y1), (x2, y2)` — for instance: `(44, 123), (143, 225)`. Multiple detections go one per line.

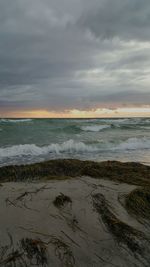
(0, 160), (150, 266)
(0, 0), (150, 265)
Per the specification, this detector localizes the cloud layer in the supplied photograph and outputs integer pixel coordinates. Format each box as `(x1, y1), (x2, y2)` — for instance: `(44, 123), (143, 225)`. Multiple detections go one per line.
(0, 0), (150, 115)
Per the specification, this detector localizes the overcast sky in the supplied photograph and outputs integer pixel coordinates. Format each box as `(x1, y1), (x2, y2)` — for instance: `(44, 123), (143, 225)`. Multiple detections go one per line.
(0, 0), (150, 117)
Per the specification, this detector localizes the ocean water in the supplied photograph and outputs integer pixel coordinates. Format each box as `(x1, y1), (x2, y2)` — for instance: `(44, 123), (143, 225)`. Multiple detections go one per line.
(0, 118), (150, 166)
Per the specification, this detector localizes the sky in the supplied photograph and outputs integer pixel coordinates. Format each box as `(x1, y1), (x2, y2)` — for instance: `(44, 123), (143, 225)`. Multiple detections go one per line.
(0, 0), (150, 118)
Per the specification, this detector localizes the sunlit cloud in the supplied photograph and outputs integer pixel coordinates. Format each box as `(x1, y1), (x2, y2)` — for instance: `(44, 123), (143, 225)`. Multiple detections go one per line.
(0, 106), (150, 118)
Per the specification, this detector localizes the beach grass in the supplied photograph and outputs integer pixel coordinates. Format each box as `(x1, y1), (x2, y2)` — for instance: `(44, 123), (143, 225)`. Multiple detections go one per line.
(126, 187), (150, 220)
(0, 159), (150, 186)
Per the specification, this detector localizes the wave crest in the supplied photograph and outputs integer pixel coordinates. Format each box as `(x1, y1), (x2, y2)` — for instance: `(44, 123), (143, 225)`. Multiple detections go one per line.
(0, 140), (98, 158)
(0, 137), (149, 160)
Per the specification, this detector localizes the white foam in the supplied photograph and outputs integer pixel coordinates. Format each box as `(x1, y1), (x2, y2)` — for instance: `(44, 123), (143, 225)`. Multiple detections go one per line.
(114, 137), (150, 151)
(81, 125), (110, 132)
(0, 140), (98, 159)
(0, 119), (32, 123)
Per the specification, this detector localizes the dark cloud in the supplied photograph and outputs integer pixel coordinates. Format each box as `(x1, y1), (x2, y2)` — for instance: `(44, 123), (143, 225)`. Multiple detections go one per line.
(0, 0), (149, 114)
(86, 91), (150, 107)
(79, 0), (150, 41)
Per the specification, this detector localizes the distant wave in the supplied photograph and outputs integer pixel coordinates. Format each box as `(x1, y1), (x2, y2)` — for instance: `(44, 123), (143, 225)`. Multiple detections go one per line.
(81, 125), (110, 132)
(103, 118), (150, 126)
(0, 140), (98, 158)
(0, 119), (33, 123)
(114, 137), (150, 151)
(101, 118), (130, 123)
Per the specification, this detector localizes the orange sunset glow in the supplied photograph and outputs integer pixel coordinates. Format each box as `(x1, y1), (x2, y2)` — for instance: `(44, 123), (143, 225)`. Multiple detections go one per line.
(0, 107), (150, 118)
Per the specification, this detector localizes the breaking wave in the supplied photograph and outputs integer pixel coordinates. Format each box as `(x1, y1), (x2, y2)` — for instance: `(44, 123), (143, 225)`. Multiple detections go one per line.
(0, 137), (149, 160)
(0, 140), (98, 159)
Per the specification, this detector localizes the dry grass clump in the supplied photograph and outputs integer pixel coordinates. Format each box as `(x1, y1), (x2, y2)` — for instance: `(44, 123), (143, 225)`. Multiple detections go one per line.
(126, 187), (150, 220)
(21, 238), (47, 265)
(53, 193), (72, 208)
(0, 235), (75, 267)
(0, 238), (48, 267)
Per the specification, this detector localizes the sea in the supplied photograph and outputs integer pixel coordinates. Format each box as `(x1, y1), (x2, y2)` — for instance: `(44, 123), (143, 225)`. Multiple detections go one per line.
(0, 118), (150, 166)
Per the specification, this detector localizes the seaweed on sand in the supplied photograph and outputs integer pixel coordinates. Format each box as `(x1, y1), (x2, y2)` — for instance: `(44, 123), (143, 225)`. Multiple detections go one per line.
(0, 159), (150, 186)
(126, 187), (150, 220)
(6, 185), (49, 211)
(92, 193), (147, 255)
(53, 193), (72, 208)
(17, 227), (76, 267)
(21, 238), (47, 265)
(0, 238), (48, 267)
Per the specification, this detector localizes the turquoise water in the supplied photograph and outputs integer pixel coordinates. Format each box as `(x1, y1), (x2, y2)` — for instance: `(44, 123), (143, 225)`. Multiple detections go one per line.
(0, 118), (150, 166)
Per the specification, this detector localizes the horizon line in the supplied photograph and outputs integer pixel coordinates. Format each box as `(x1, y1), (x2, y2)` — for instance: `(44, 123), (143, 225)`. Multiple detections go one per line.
(0, 116), (150, 119)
